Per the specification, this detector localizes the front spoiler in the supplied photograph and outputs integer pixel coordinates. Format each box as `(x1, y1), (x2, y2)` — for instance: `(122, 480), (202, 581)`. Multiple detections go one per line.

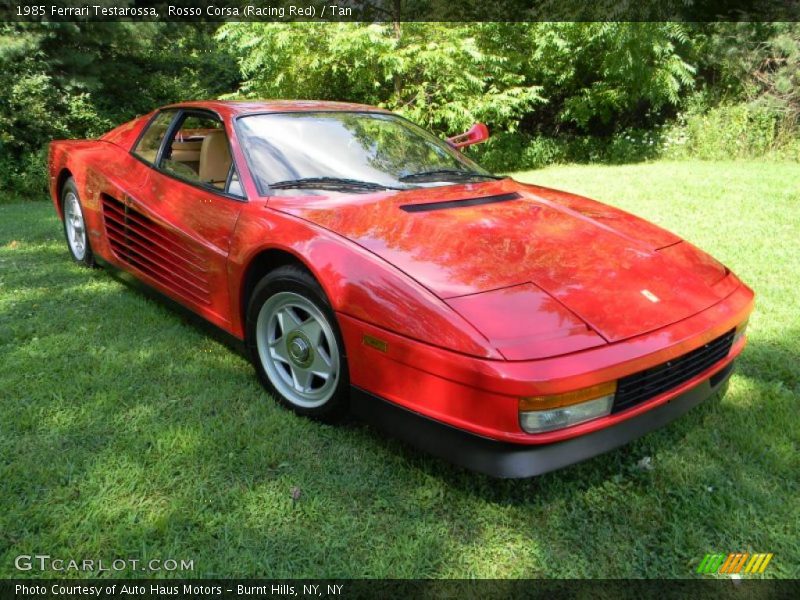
(351, 361), (734, 478)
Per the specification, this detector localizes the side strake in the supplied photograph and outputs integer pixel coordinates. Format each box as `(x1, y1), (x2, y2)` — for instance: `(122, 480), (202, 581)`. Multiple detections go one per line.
(101, 195), (213, 307)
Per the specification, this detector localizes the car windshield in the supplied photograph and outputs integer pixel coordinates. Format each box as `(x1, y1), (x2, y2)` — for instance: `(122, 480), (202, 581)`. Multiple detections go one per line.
(236, 111), (497, 194)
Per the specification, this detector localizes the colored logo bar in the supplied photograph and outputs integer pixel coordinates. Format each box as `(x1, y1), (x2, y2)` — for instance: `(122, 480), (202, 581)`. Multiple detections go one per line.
(697, 553), (773, 574)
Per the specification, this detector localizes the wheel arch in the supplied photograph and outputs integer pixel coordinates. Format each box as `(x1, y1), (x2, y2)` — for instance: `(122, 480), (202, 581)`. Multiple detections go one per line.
(232, 231), (500, 360)
(239, 247), (323, 332)
(55, 168), (74, 218)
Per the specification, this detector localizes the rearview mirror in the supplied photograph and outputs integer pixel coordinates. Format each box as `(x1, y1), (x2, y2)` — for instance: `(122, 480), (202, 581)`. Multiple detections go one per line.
(446, 123), (490, 150)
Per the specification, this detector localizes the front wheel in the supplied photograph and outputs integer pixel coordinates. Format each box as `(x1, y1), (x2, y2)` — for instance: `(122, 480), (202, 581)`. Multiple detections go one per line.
(246, 265), (349, 421)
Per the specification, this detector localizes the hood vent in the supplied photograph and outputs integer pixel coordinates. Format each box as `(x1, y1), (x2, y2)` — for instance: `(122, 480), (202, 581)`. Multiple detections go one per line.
(400, 192), (521, 213)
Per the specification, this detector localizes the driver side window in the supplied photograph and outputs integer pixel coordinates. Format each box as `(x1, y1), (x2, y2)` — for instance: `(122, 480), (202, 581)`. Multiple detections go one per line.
(159, 113), (244, 198)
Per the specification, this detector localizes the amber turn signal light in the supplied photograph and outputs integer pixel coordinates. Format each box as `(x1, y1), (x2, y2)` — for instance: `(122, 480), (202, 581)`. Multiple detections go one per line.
(519, 381), (618, 411)
(519, 381), (617, 434)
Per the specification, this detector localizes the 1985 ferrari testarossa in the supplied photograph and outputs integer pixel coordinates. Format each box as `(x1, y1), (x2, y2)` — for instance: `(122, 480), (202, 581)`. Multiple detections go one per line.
(49, 100), (754, 477)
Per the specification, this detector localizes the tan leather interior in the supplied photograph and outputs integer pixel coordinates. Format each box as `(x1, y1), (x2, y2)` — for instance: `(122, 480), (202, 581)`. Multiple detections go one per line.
(170, 140), (202, 163)
(199, 130), (232, 187)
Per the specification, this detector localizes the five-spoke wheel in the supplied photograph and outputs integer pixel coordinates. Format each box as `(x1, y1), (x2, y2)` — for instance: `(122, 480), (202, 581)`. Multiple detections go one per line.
(247, 265), (349, 420)
(256, 291), (340, 408)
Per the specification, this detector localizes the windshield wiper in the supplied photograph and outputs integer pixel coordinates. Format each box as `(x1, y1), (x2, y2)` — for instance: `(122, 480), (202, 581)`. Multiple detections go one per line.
(268, 177), (401, 191)
(399, 169), (503, 183)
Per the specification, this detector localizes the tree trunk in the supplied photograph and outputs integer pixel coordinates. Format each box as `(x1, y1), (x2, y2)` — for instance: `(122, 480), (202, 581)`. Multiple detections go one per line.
(393, 0), (402, 99)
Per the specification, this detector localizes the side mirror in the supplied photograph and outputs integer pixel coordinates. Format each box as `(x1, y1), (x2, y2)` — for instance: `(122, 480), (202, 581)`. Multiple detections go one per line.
(446, 123), (490, 150)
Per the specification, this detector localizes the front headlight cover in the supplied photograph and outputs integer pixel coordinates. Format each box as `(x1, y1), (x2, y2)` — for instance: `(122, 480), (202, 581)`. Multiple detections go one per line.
(519, 394), (614, 434)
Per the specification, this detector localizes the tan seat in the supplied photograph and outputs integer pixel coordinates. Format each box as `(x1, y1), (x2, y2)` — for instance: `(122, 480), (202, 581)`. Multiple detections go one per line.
(170, 140), (202, 163)
(199, 130), (232, 187)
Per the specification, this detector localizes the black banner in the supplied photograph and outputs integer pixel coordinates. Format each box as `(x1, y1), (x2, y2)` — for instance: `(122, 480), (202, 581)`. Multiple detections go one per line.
(1, 0), (800, 22)
(2, 580), (800, 600)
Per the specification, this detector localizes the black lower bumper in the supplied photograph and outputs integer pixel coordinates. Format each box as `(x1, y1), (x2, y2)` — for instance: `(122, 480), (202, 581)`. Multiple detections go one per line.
(350, 361), (734, 478)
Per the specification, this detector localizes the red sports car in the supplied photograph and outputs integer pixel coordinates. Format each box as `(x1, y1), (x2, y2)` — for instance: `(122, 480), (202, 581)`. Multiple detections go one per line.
(49, 100), (753, 477)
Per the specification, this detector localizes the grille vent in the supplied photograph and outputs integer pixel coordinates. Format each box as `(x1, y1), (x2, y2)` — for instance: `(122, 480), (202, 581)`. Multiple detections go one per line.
(101, 195), (211, 305)
(613, 329), (735, 413)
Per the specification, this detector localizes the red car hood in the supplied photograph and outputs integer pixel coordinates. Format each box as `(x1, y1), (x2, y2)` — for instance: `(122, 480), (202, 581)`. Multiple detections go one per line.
(272, 179), (737, 352)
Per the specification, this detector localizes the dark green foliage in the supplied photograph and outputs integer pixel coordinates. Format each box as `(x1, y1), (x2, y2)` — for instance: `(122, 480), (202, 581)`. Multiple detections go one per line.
(217, 22), (695, 137)
(698, 23), (800, 120)
(473, 129), (664, 172)
(1, 22), (798, 200)
(0, 22), (238, 198)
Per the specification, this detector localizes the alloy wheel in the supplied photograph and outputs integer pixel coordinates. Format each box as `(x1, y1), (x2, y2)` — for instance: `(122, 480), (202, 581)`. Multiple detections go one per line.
(255, 291), (340, 408)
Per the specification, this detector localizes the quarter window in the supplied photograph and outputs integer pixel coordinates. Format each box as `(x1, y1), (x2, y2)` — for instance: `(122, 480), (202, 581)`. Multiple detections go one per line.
(133, 111), (176, 164)
(228, 168), (244, 197)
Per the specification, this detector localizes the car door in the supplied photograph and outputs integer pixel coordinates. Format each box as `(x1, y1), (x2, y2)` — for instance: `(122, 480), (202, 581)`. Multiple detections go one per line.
(107, 109), (245, 329)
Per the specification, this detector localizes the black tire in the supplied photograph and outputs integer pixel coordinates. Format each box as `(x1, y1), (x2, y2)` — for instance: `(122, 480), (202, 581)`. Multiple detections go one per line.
(61, 178), (96, 268)
(246, 264), (349, 422)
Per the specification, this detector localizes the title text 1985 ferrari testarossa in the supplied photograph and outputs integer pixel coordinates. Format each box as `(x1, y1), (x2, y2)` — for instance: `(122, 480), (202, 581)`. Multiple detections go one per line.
(49, 100), (753, 477)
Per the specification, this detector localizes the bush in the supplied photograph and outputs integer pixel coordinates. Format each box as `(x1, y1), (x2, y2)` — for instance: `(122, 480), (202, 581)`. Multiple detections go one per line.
(663, 102), (796, 160)
(474, 102), (800, 173)
(0, 22), (239, 201)
(471, 134), (565, 172)
(472, 129), (665, 172)
(0, 147), (49, 200)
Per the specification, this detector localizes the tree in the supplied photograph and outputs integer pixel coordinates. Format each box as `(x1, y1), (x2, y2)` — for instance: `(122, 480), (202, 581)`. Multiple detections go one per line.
(0, 22), (238, 197)
(217, 22), (544, 134)
(700, 23), (800, 124)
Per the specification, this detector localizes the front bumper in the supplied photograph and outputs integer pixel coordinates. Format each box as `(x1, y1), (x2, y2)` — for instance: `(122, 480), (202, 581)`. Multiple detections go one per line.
(339, 282), (753, 445)
(351, 361), (734, 478)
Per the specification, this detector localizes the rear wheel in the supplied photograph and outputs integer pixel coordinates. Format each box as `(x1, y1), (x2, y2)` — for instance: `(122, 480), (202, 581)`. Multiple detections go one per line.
(61, 178), (95, 268)
(246, 265), (349, 421)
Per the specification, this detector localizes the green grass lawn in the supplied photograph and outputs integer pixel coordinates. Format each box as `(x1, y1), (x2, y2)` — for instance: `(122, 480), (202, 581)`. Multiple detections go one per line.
(0, 161), (798, 579)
